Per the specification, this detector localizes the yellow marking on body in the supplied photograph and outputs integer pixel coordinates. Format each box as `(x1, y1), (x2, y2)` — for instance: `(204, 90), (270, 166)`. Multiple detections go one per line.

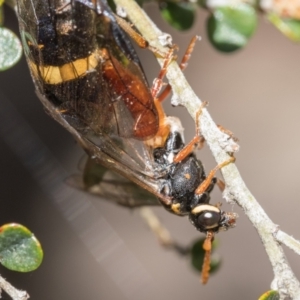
(191, 204), (220, 215)
(171, 203), (181, 214)
(29, 51), (99, 85)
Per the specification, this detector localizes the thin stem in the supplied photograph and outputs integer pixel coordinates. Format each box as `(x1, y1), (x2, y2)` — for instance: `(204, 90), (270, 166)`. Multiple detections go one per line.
(276, 230), (300, 256)
(139, 207), (174, 247)
(0, 274), (29, 300)
(112, 0), (300, 298)
(139, 207), (190, 255)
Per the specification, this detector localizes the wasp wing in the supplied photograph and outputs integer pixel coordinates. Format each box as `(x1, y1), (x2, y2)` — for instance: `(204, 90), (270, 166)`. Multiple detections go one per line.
(16, 0), (171, 205)
(16, 0), (156, 174)
(67, 157), (160, 208)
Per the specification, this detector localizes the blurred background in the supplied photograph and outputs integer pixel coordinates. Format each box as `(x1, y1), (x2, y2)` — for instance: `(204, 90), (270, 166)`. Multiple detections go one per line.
(1, 3), (300, 300)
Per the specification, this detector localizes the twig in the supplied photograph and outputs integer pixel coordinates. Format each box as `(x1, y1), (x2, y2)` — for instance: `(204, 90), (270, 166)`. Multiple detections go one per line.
(139, 207), (190, 255)
(112, 0), (300, 298)
(0, 274), (29, 300)
(275, 229), (300, 257)
(139, 207), (174, 248)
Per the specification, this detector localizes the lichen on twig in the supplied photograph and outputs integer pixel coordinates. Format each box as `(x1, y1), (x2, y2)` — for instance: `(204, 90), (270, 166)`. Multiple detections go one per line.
(0, 274), (29, 300)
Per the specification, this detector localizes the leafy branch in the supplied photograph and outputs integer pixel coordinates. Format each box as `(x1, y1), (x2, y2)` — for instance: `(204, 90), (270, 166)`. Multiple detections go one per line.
(112, 0), (300, 298)
(0, 223), (43, 300)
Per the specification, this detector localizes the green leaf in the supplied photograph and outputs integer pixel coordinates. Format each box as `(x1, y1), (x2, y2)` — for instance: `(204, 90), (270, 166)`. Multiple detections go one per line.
(0, 27), (22, 71)
(0, 5), (3, 28)
(190, 237), (221, 273)
(268, 13), (300, 42)
(258, 290), (280, 300)
(160, 2), (195, 31)
(207, 3), (257, 52)
(0, 223), (43, 272)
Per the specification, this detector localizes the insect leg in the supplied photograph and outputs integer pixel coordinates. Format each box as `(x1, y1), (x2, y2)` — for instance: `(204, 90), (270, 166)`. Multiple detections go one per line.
(201, 230), (214, 284)
(195, 156), (235, 195)
(113, 13), (179, 99)
(158, 36), (199, 102)
(216, 179), (226, 192)
(113, 13), (171, 58)
(217, 125), (238, 141)
(173, 102), (208, 163)
(151, 47), (177, 98)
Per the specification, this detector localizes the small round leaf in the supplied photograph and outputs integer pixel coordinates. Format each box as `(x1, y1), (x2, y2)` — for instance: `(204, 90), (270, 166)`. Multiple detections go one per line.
(258, 290), (280, 300)
(160, 2), (195, 31)
(268, 13), (300, 42)
(0, 27), (22, 71)
(207, 3), (257, 52)
(190, 237), (221, 273)
(0, 223), (43, 272)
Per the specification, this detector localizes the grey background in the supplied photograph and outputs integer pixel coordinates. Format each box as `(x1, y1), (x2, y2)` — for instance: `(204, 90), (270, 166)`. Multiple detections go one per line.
(1, 4), (300, 300)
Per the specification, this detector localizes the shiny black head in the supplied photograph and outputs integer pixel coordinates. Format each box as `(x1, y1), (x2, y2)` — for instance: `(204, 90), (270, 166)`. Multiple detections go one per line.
(189, 204), (237, 233)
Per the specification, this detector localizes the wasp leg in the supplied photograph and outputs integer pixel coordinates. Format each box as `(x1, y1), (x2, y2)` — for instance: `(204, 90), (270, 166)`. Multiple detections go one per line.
(158, 36), (199, 102)
(217, 125), (238, 142)
(195, 156), (235, 195)
(216, 178), (226, 192)
(173, 102), (207, 163)
(114, 13), (180, 98)
(113, 16), (198, 102)
(151, 47), (177, 98)
(113, 13), (173, 58)
(201, 231), (214, 284)
(113, 13), (149, 49)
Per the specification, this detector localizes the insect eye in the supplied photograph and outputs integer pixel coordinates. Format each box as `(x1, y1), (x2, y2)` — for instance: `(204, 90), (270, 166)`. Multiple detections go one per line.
(197, 211), (221, 229)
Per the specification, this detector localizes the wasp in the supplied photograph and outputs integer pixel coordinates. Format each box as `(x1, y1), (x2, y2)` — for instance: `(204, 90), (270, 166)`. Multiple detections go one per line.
(16, 0), (237, 283)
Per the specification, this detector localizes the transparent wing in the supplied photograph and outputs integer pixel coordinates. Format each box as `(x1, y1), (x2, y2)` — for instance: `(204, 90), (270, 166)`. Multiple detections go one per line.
(16, 0), (158, 176)
(16, 0), (170, 204)
(67, 157), (160, 208)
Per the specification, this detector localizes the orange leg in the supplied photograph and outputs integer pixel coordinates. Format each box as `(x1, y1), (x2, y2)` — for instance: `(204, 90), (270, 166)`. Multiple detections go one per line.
(113, 13), (177, 60)
(195, 157), (235, 195)
(216, 179), (226, 192)
(201, 231), (214, 284)
(113, 15), (199, 102)
(158, 36), (199, 102)
(151, 47), (177, 98)
(113, 16), (199, 103)
(113, 13), (179, 98)
(173, 102), (207, 163)
(217, 125), (238, 142)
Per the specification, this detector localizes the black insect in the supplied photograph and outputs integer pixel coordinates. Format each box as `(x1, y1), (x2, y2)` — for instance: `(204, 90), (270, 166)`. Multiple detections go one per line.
(152, 126), (236, 235)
